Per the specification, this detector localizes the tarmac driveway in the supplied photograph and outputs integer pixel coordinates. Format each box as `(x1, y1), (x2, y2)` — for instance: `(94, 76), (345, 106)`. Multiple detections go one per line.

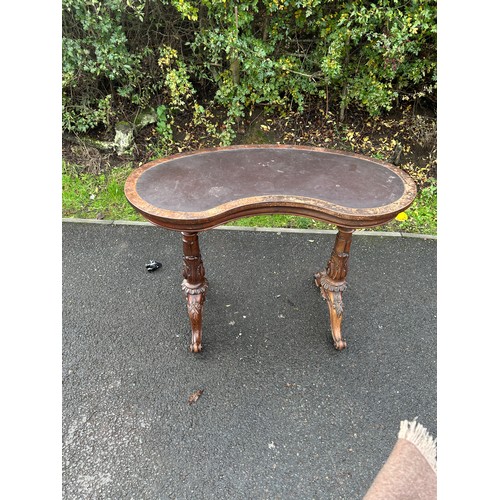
(62, 221), (436, 499)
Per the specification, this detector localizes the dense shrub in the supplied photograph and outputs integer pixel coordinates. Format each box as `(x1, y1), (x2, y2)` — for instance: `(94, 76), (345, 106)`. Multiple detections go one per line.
(62, 0), (436, 141)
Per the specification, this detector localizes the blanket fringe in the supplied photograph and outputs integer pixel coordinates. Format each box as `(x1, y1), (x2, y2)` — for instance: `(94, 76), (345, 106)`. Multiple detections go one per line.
(398, 419), (437, 474)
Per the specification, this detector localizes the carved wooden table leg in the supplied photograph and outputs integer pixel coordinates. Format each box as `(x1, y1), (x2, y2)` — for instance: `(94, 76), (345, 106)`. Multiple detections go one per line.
(181, 232), (208, 353)
(315, 227), (354, 350)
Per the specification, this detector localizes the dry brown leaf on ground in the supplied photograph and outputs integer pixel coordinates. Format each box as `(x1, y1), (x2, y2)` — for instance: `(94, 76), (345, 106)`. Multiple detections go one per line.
(187, 389), (204, 405)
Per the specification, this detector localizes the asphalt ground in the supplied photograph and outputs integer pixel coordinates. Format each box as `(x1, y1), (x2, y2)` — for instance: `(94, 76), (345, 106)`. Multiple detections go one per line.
(62, 221), (436, 499)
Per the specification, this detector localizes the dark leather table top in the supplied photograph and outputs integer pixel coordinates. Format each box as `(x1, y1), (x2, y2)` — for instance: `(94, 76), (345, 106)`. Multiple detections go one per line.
(125, 145), (417, 231)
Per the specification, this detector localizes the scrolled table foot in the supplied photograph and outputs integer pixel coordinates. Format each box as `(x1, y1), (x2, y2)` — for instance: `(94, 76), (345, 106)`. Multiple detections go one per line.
(315, 227), (353, 350)
(189, 343), (202, 353)
(333, 338), (347, 351)
(181, 232), (208, 353)
(183, 288), (206, 353)
(315, 274), (348, 350)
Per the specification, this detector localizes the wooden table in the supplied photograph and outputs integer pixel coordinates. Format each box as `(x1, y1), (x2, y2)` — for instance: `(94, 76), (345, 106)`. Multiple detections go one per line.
(125, 145), (417, 353)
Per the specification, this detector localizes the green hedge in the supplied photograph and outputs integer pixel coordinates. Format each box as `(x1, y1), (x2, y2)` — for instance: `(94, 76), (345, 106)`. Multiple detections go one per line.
(63, 0), (436, 142)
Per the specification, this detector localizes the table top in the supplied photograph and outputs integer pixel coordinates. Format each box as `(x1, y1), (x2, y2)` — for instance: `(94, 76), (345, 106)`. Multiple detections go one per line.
(125, 145), (417, 231)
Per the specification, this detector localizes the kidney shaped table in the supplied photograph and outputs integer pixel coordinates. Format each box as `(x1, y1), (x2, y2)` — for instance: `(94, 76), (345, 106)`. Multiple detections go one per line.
(125, 145), (417, 353)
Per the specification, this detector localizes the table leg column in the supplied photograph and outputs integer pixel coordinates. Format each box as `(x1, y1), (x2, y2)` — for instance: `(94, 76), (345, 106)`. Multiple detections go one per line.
(181, 232), (208, 353)
(315, 227), (354, 350)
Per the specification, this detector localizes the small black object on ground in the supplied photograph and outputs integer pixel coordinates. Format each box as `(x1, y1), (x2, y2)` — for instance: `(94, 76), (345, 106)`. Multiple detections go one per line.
(146, 260), (162, 272)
